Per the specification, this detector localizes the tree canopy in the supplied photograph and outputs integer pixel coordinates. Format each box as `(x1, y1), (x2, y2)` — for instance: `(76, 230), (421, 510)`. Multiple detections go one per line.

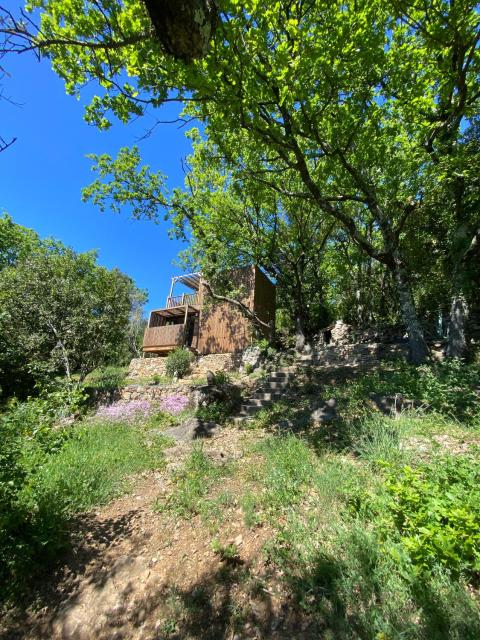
(0, 215), (146, 398)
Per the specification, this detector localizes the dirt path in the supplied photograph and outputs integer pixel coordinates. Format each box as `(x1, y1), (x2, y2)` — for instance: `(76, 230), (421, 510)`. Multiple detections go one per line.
(2, 428), (312, 640)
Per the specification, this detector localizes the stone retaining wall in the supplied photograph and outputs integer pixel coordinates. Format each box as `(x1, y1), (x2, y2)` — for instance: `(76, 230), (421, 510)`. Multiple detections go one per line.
(119, 381), (243, 409)
(127, 353), (241, 381)
(120, 382), (196, 404)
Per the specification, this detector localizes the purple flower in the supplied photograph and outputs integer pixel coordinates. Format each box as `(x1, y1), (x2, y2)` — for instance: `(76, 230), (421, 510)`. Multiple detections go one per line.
(160, 394), (190, 414)
(96, 400), (152, 421)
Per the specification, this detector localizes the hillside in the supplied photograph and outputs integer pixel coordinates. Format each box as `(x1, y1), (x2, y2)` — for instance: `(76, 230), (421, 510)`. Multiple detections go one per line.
(1, 357), (480, 640)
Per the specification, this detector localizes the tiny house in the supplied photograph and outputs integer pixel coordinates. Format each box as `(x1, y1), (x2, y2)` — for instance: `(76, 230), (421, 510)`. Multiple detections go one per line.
(142, 266), (275, 355)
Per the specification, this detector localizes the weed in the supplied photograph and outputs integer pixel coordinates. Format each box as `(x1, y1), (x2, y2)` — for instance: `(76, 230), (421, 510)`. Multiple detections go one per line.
(241, 491), (262, 528)
(211, 538), (241, 562)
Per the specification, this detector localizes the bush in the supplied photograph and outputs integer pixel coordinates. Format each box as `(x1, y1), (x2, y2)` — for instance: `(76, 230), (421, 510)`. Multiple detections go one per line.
(196, 400), (232, 424)
(165, 347), (194, 379)
(352, 454), (480, 578)
(211, 370), (231, 385)
(384, 456), (480, 576)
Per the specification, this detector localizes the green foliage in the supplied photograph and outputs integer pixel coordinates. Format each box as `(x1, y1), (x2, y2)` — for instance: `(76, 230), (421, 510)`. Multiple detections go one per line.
(1, 382), (87, 455)
(83, 366), (126, 390)
(0, 218), (146, 398)
(196, 400), (232, 425)
(211, 370), (230, 385)
(211, 538), (240, 562)
(249, 429), (480, 638)
(165, 347), (194, 379)
(156, 445), (231, 518)
(381, 456), (480, 577)
(243, 363), (254, 375)
(325, 360), (480, 424)
(0, 213), (40, 271)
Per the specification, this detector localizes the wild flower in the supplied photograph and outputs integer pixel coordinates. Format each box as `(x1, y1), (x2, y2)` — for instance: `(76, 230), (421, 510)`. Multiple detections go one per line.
(96, 400), (152, 421)
(160, 394), (190, 414)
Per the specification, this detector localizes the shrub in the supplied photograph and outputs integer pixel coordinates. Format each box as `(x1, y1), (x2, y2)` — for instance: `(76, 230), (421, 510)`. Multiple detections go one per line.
(212, 370), (231, 385)
(165, 347), (194, 378)
(0, 382), (86, 455)
(352, 454), (480, 578)
(196, 400), (232, 424)
(384, 455), (480, 576)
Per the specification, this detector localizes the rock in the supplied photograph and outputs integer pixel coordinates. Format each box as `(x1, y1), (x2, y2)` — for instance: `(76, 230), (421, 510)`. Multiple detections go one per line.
(368, 392), (423, 415)
(311, 398), (337, 424)
(164, 417), (220, 442)
(330, 320), (353, 345)
(241, 345), (263, 370)
(193, 383), (242, 410)
(206, 370), (215, 386)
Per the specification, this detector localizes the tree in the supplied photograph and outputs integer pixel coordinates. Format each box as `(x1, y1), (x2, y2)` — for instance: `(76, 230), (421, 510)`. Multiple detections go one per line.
(83, 139), (335, 348)
(0, 221), (145, 398)
(1, 1), (479, 361)
(0, 213), (39, 269)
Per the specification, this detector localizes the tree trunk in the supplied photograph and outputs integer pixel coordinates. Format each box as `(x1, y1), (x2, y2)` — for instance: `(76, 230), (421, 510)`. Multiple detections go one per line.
(295, 312), (306, 352)
(392, 253), (429, 364)
(446, 293), (469, 359)
(446, 227), (479, 359)
(142, 0), (217, 62)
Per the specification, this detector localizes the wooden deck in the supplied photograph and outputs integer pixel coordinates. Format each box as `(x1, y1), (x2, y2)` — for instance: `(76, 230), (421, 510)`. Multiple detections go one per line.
(143, 325), (185, 351)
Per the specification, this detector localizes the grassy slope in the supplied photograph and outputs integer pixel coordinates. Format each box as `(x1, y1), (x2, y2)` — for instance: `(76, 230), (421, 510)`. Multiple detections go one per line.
(155, 361), (480, 639)
(2, 360), (480, 638)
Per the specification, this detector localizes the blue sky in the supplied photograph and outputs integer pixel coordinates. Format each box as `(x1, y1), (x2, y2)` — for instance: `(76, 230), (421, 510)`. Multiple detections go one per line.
(0, 8), (195, 308)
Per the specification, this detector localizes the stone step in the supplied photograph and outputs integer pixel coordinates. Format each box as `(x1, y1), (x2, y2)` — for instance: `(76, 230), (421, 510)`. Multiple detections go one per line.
(267, 371), (296, 380)
(261, 381), (290, 390)
(238, 403), (264, 416)
(252, 391), (283, 401)
(242, 398), (271, 408)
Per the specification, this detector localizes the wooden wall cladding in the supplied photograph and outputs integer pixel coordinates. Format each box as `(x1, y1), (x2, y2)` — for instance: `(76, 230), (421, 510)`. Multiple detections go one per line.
(197, 266), (276, 354)
(197, 266), (255, 354)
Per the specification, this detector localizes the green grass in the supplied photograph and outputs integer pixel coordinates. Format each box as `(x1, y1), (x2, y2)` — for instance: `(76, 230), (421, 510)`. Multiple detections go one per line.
(235, 389), (480, 639)
(29, 421), (168, 515)
(155, 444), (232, 520)
(1, 419), (169, 601)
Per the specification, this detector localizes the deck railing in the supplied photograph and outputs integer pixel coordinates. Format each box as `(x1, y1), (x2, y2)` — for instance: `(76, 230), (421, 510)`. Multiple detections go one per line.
(166, 292), (199, 308)
(143, 324), (184, 349)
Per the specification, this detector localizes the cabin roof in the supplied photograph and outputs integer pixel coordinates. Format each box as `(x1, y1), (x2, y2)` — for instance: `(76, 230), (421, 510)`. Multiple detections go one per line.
(172, 272), (201, 291)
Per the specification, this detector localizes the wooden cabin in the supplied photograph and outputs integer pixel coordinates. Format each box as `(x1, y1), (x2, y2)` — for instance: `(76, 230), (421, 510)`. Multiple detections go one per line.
(142, 266), (276, 355)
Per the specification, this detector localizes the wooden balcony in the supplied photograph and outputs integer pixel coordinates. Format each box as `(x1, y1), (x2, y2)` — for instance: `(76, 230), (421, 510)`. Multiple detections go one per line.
(143, 325), (185, 351)
(166, 292), (199, 308)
